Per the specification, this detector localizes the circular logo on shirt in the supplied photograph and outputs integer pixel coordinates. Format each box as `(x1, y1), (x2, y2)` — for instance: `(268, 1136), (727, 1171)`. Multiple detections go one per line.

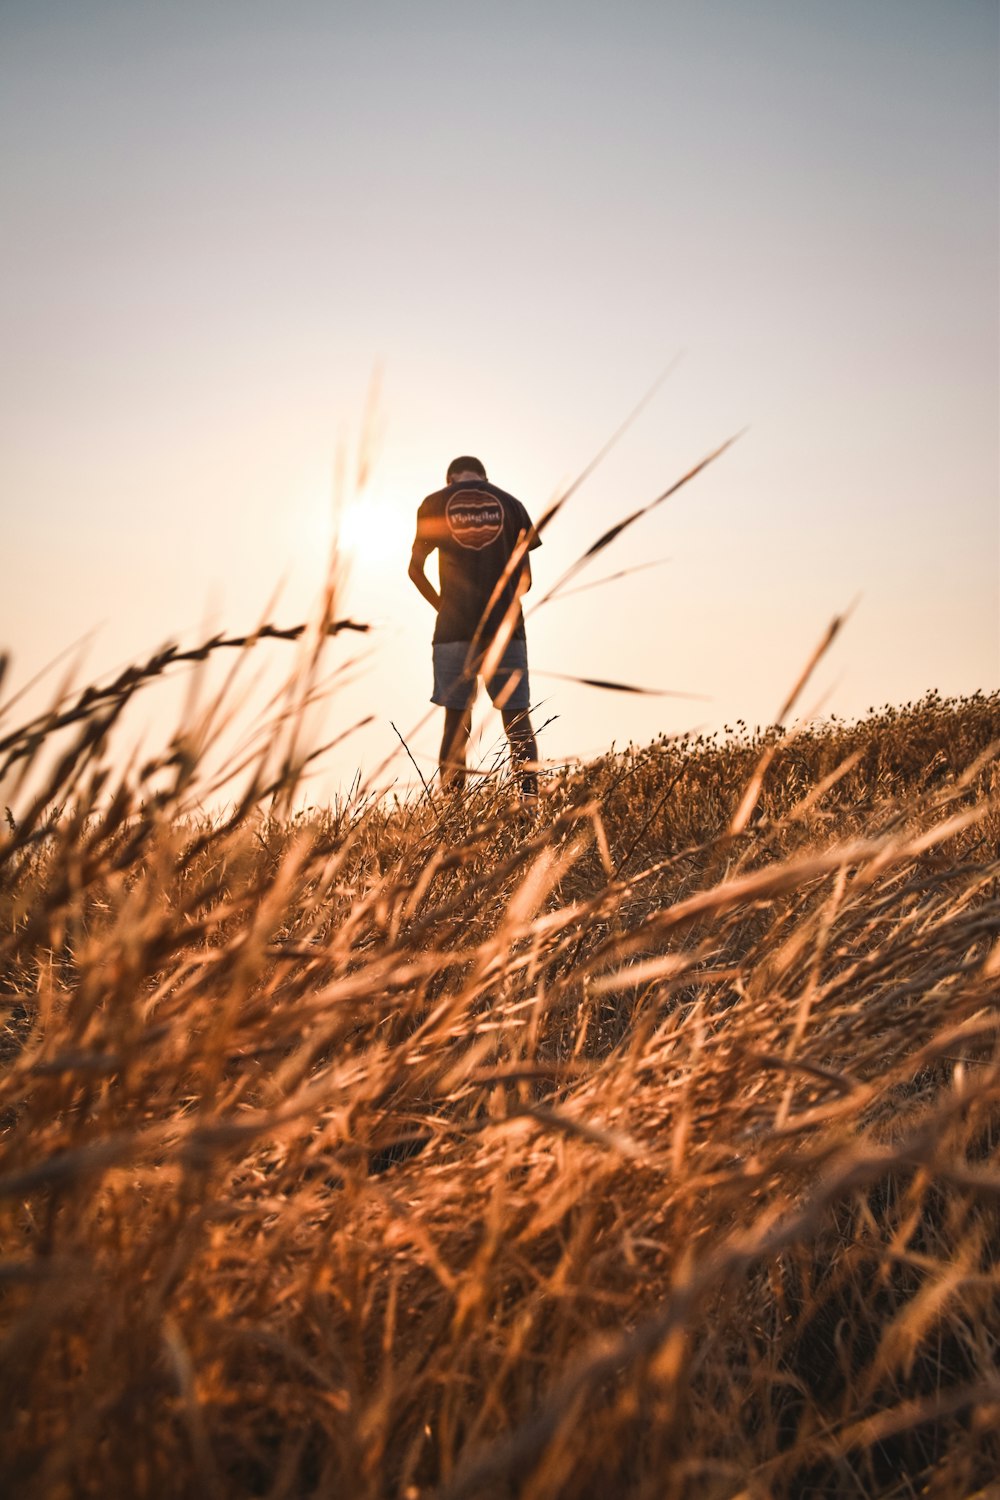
(445, 490), (504, 550)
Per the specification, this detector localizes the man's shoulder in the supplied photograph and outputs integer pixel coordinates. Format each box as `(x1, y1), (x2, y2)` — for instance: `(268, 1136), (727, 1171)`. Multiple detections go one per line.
(488, 487), (540, 545)
(418, 482), (537, 541)
(423, 480), (521, 502)
(482, 483), (521, 507)
(470, 483), (534, 526)
(421, 482), (521, 514)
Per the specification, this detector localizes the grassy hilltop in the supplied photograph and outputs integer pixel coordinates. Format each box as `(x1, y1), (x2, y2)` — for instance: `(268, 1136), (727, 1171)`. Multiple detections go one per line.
(1, 661), (999, 1498)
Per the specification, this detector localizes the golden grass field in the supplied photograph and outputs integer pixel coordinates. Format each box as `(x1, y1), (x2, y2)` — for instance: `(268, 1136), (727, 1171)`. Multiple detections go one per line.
(1, 619), (999, 1497)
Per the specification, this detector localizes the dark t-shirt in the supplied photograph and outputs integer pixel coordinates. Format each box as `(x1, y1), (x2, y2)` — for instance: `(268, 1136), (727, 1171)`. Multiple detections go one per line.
(414, 480), (542, 645)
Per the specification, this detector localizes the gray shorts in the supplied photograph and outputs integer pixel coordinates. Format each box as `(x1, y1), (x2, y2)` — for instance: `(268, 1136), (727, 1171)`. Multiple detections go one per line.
(432, 637), (531, 713)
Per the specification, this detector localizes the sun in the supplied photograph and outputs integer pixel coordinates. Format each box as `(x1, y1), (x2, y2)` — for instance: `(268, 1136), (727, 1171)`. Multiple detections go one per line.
(335, 487), (411, 570)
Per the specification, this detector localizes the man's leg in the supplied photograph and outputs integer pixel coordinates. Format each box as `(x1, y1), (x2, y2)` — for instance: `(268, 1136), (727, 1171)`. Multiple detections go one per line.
(440, 706), (473, 793)
(501, 707), (539, 799)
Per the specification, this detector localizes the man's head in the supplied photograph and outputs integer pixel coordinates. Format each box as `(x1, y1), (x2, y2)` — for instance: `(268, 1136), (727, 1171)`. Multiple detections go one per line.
(446, 455), (487, 485)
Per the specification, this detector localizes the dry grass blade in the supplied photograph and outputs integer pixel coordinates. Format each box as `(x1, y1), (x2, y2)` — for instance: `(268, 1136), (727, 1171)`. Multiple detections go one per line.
(537, 429), (745, 606)
(0, 618), (369, 774)
(531, 356), (684, 540)
(536, 556), (671, 607)
(728, 609), (850, 837)
(533, 670), (708, 698)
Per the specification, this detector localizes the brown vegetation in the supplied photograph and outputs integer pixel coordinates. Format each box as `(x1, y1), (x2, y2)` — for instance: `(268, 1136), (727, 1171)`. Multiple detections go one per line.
(1, 641), (999, 1498)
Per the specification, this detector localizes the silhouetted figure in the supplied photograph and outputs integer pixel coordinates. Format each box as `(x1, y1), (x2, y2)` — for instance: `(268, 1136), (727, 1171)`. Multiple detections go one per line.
(409, 456), (540, 802)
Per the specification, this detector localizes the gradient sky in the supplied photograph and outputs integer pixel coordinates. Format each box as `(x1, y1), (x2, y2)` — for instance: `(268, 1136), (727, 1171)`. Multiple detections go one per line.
(2, 0), (998, 799)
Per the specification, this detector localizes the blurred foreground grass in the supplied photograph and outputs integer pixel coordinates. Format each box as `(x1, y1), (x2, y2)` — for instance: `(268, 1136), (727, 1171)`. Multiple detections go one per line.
(1, 652), (999, 1498)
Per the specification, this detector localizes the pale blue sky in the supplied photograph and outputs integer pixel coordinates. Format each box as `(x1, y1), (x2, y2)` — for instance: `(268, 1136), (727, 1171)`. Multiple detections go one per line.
(2, 1), (997, 794)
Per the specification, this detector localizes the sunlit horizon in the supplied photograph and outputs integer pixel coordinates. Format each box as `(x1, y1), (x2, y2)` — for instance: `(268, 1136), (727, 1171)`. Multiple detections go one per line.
(2, 0), (996, 803)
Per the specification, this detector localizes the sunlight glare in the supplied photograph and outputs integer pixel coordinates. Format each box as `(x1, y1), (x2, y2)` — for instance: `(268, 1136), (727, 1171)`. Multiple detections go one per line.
(336, 485), (412, 571)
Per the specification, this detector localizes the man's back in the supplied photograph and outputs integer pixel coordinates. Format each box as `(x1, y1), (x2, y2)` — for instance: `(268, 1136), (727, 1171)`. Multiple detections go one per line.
(415, 479), (539, 645)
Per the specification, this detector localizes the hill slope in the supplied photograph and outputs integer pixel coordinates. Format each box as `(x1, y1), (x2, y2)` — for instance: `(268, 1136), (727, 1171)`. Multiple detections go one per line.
(2, 686), (999, 1498)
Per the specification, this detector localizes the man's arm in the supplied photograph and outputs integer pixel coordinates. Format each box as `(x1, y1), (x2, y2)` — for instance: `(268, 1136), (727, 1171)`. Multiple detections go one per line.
(516, 501), (540, 594)
(408, 536), (441, 612)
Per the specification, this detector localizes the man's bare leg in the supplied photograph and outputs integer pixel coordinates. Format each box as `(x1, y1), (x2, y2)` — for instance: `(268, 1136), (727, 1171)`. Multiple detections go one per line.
(501, 708), (539, 798)
(440, 706), (473, 793)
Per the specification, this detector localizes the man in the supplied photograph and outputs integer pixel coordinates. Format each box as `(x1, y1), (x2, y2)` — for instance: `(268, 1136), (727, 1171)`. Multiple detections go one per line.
(409, 455), (541, 801)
